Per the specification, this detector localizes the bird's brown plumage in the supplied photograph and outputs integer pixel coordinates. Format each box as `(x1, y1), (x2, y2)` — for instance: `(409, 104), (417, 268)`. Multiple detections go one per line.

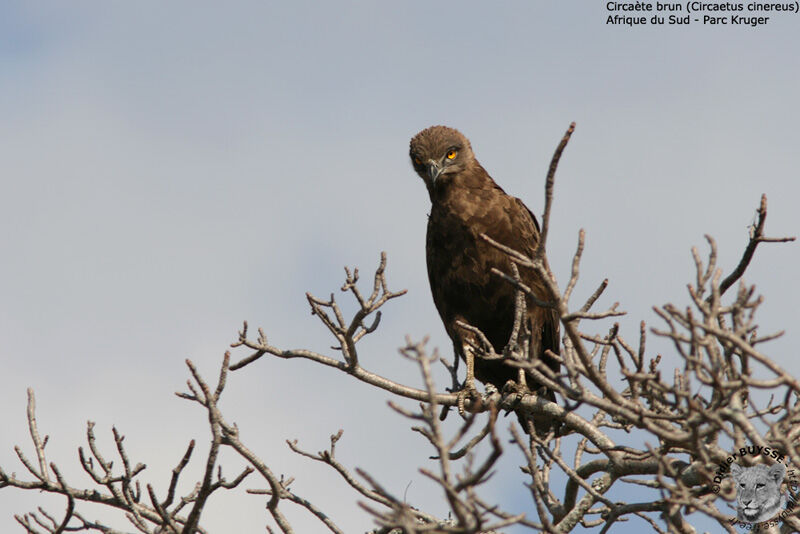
(409, 125), (559, 431)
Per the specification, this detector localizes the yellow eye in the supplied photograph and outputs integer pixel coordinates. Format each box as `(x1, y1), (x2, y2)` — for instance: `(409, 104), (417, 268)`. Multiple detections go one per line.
(446, 149), (457, 160)
(414, 157), (421, 165)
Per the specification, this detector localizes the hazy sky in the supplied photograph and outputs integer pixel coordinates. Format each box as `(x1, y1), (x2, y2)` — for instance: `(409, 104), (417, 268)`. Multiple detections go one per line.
(1, 2), (798, 533)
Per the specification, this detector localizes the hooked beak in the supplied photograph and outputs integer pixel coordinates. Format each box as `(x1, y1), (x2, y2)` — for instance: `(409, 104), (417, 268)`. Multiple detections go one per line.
(426, 159), (443, 183)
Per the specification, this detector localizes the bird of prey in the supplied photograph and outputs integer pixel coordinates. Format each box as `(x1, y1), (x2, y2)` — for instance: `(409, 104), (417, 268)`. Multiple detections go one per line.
(409, 125), (560, 432)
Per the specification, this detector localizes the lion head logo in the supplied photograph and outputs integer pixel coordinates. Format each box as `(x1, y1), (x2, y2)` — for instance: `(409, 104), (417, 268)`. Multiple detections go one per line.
(730, 462), (786, 523)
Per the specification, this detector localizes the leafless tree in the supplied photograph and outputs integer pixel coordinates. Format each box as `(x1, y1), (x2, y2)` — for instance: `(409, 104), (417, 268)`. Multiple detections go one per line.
(1, 124), (796, 533)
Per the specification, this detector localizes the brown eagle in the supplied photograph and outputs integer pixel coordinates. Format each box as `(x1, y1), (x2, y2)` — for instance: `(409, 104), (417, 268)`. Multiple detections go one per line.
(409, 125), (559, 432)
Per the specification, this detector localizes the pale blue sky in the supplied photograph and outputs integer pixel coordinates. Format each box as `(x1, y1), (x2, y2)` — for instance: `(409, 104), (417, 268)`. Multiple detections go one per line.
(1, 2), (798, 532)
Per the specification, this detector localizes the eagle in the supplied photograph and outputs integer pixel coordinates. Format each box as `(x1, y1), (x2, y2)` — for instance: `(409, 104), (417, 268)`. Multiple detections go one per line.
(409, 125), (560, 433)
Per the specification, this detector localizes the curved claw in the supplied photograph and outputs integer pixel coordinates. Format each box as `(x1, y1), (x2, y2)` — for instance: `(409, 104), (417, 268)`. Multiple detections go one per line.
(456, 384), (480, 416)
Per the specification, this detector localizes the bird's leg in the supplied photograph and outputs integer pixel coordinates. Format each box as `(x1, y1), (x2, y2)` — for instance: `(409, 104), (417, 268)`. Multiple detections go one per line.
(517, 369), (528, 390)
(457, 342), (480, 416)
(504, 284), (531, 396)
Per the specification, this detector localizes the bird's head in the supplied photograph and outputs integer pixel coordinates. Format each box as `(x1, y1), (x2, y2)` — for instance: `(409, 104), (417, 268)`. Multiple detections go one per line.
(409, 125), (475, 191)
